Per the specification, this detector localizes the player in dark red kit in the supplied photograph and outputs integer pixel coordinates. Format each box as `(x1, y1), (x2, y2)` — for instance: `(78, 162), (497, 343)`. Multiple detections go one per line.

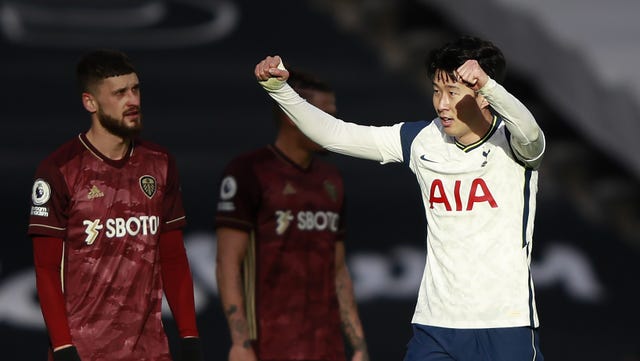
(215, 70), (369, 361)
(28, 50), (203, 361)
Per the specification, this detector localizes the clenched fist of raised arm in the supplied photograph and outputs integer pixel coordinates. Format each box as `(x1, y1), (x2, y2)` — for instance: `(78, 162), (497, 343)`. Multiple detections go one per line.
(255, 55), (289, 91)
(455, 59), (489, 91)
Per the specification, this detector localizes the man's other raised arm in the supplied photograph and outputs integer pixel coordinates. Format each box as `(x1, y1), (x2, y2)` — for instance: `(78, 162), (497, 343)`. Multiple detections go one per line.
(255, 56), (403, 163)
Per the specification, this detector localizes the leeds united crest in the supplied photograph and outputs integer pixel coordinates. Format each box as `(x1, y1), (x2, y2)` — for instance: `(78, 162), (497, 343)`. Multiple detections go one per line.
(140, 175), (156, 198)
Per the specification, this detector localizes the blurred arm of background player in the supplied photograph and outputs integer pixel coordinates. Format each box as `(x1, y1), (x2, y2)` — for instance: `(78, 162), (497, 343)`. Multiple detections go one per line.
(216, 227), (258, 361)
(335, 241), (369, 361)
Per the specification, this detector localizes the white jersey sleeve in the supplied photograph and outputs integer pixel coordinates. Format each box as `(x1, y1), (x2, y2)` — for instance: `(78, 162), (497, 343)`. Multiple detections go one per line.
(265, 83), (405, 164)
(479, 78), (545, 168)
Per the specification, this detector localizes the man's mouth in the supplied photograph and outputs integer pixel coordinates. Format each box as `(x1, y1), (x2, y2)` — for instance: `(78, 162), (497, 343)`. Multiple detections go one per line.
(124, 108), (140, 117)
(440, 116), (454, 126)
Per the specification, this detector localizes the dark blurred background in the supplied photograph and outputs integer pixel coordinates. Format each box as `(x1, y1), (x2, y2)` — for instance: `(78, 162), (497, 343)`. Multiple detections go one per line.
(1, 1), (639, 360)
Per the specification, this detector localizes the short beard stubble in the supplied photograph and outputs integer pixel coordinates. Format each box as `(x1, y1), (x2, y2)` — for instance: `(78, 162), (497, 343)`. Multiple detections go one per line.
(97, 108), (143, 139)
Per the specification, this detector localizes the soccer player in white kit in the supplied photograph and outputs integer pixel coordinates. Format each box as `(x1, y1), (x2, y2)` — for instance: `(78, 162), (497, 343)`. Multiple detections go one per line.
(254, 36), (545, 361)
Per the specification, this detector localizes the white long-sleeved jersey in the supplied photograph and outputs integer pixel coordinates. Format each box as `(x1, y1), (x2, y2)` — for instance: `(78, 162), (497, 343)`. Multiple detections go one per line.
(263, 77), (545, 328)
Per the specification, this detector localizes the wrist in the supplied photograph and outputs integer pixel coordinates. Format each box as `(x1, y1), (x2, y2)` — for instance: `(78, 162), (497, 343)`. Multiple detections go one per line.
(180, 337), (203, 361)
(52, 346), (81, 361)
(53, 344), (74, 352)
(478, 77), (497, 94)
(232, 338), (253, 349)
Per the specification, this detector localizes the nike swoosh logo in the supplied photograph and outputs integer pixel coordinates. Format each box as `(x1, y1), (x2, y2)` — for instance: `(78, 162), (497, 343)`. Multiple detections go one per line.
(420, 155), (438, 163)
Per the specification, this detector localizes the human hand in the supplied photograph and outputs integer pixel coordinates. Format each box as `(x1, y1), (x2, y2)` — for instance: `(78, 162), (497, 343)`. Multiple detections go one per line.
(255, 55), (289, 91)
(228, 342), (257, 361)
(455, 59), (489, 91)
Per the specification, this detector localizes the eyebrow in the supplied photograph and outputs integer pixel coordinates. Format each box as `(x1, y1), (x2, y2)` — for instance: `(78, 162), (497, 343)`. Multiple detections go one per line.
(112, 83), (139, 94)
(432, 82), (462, 90)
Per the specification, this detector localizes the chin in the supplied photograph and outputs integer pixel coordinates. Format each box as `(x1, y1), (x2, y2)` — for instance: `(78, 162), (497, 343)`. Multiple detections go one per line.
(442, 128), (456, 137)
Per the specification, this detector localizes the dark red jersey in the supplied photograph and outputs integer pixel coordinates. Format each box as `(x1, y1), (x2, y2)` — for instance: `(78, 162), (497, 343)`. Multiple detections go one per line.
(216, 145), (347, 361)
(28, 133), (186, 361)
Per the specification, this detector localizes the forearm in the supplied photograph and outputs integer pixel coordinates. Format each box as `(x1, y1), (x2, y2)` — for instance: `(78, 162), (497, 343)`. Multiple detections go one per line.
(159, 230), (199, 337)
(265, 83), (386, 161)
(479, 78), (545, 161)
(160, 230), (206, 361)
(216, 260), (252, 348)
(36, 268), (73, 348)
(32, 237), (73, 349)
(336, 265), (368, 359)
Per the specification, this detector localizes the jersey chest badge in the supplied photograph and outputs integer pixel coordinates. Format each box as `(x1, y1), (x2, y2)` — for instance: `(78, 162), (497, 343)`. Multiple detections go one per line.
(140, 175), (157, 199)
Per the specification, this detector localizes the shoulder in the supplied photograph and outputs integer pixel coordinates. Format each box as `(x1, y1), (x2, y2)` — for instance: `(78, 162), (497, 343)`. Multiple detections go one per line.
(221, 146), (273, 177)
(311, 156), (341, 175)
(226, 146), (272, 167)
(398, 120), (439, 164)
(134, 138), (172, 157)
(32, 136), (87, 194)
(238, 146), (273, 162)
(402, 119), (434, 131)
(400, 119), (437, 141)
(38, 135), (85, 169)
(133, 139), (182, 171)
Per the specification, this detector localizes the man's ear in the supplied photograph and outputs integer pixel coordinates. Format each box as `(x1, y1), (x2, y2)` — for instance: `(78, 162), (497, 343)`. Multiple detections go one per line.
(82, 92), (97, 113)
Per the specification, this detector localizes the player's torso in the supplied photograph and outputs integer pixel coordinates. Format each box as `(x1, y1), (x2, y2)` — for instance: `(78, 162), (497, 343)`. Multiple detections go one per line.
(58, 139), (171, 359)
(255, 156), (343, 244)
(410, 119), (531, 240)
(252, 149), (343, 296)
(408, 119), (539, 328)
(64, 150), (166, 251)
(250, 148), (346, 360)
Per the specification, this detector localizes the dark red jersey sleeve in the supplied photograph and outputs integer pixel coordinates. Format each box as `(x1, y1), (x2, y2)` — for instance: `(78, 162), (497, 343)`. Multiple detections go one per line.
(214, 155), (261, 231)
(161, 154), (187, 232)
(159, 229), (198, 337)
(28, 159), (70, 239)
(32, 236), (73, 348)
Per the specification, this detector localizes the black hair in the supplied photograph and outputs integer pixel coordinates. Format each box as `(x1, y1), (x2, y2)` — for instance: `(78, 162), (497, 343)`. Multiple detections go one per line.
(426, 36), (506, 83)
(76, 49), (137, 94)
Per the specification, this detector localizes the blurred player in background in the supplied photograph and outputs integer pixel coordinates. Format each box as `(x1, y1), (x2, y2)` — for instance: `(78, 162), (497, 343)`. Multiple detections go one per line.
(215, 69), (369, 361)
(28, 49), (203, 361)
(254, 36), (545, 361)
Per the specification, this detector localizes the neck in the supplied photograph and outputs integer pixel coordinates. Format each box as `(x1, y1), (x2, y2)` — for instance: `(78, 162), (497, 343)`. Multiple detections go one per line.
(274, 135), (314, 169)
(456, 109), (494, 145)
(85, 126), (131, 160)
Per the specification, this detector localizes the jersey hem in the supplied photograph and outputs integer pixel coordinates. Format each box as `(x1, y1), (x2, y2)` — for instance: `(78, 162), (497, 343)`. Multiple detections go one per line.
(411, 316), (539, 329)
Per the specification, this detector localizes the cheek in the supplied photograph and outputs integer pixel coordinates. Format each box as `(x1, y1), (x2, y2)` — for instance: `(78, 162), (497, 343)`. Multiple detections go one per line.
(111, 99), (128, 111)
(447, 97), (461, 111)
(101, 102), (122, 116)
(431, 95), (440, 108)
